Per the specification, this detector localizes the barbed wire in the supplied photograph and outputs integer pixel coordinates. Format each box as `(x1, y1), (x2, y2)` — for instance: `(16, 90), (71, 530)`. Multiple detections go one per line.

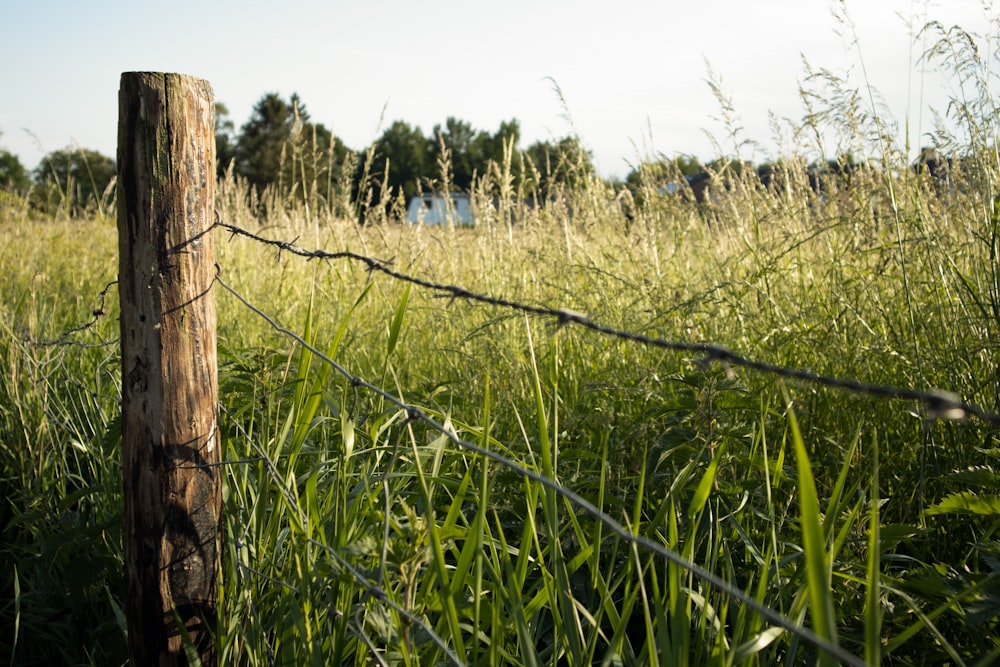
(25, 222), (995, 426)
(216, 220), (1000, 426)
(20, 279), (118, 348)
(215, 271), (868, 667)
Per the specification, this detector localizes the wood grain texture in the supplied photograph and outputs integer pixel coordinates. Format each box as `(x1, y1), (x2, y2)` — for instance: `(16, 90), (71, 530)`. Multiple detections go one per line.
(117, 72), (219, 666)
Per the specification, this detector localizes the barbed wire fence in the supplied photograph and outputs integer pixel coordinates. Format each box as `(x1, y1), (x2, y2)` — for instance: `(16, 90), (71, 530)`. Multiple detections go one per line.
(214, 221), (995, 426)
(20, 217), (1000, 665)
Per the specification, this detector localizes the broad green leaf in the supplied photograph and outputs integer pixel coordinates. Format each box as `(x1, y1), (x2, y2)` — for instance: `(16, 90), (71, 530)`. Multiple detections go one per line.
(925, 491), (1000, 517)
(732, 626), (786, 663)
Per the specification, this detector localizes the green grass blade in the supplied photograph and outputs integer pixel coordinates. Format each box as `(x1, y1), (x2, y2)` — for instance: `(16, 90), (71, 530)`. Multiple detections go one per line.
(688, 440), (726, 519)
(387, 282), (411, 358)
(406, 436), (466, 664)
(493, 510), (543, 667)
(11, 565), (20, 665)
(784, 394), (839, 666)
(865, 428), (882, 666)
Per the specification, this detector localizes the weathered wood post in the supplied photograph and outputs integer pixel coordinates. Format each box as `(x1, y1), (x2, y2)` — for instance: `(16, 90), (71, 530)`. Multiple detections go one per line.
(117, 72), (220, 666)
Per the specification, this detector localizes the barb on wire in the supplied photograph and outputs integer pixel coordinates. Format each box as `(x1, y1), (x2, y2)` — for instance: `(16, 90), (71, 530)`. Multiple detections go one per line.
(23, 279), (118, 348)
(218, 220), (395, 272)
(216, 221), (1000, 426)
(215, 272), (868, 667)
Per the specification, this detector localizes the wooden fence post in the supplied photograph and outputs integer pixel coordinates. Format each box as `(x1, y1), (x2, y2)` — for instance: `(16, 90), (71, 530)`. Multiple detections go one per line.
(117, 72), (220, 666)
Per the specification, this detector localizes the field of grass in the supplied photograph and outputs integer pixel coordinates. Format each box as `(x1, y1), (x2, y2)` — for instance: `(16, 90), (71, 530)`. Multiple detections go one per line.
(4, 24), (1000, 667)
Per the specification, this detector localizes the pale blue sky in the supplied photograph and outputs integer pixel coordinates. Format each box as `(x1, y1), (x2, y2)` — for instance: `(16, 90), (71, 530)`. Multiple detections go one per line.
(0, 1), (994, 179)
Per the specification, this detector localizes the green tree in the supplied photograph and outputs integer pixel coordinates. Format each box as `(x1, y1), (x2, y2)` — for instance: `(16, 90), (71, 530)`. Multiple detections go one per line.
(0, 149), (30, 191)
(624, 155), (704, 192)
(233, 93), (350, 204)
(32, 147), (116, 216)
(427, 118), (521, 192)
(370, 120), (431, 202)
(291, 120), (353, 206)
(470, 119), (521, 190)
(234, 92), (301, 193)
(705, 157), (752, 177)
(429, 117), (478, 190)
(674, 154), (704, 176)
(518, 136), (594, 199)
(476, 119), (520, 165)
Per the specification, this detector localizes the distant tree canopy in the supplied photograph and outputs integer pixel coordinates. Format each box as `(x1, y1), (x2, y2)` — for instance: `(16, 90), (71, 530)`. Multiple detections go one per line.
(4, 91), (601, 221)
(32, 147), (116, 215)
(427, 117), (522, 191)
(674, 155), (703, 176)
(518, 136), (595, 198)
(8, 88), (978, 224)
(232, 93), (350, 201)
(622, 155), (706, 198)
(20, 91), (876, 220)
(234, 93), (298, 191)
(218, 92), (604, 211)
(371, 120), (431, 202)
(359, 115), (596, 207)
(0, 149), (30, 191)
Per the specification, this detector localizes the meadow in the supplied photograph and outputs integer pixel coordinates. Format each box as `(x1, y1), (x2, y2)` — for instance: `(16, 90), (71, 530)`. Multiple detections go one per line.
(3, 26), (1000, 667)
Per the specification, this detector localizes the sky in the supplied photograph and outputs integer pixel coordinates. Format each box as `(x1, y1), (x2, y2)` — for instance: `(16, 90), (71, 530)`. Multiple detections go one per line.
(1, 1), (996, 180)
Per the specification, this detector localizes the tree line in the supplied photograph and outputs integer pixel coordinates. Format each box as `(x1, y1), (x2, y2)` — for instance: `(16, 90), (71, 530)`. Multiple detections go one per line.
(0, 91), (959, 219)
(0, 92), (597, 218)
(0, 135), (118, 217)
(221, 93), (598, 212)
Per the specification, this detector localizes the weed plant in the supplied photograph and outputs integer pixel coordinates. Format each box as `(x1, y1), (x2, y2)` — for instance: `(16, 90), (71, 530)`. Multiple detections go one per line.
(3, 18), (1000, 667)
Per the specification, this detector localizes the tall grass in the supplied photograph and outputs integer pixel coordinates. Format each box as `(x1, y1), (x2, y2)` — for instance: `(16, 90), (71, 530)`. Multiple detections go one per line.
(4, 15), (1000, 666)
